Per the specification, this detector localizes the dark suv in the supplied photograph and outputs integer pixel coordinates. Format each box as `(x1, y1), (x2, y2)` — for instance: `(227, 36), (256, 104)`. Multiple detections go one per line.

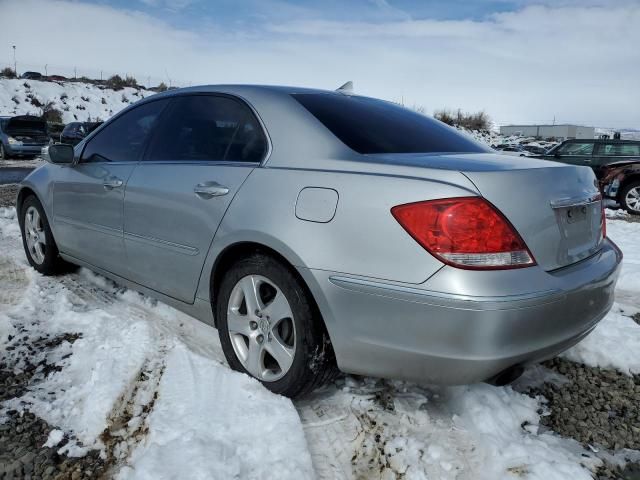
(542, 139), (640, 214)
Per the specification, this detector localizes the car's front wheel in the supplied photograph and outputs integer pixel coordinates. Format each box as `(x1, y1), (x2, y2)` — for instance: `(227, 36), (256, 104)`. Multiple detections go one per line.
(620, 180), (640, 215)
(19, 195), (75, 274)
(216, 253), (337, 397)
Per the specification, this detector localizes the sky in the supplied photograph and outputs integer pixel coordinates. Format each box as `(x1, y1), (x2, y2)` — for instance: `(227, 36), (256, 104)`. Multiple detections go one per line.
(1, 0), (639, 128)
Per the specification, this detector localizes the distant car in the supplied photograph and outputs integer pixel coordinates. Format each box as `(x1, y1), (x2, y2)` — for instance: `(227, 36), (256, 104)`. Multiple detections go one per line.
(21, 71), (43, 80)
(48, 75), (67, 82)
(494, 145), (531, 157)
(543, 139), (640, 177)
(542, 139), (640, 213)
(522, 144), (549, 155)
(16, 85), (620, 397)
(0, 115), (49, 159)
(60, 121), (103, 146)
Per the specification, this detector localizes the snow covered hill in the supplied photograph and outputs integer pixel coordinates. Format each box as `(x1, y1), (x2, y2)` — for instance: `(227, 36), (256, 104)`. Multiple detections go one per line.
(0, 78), (156, 124)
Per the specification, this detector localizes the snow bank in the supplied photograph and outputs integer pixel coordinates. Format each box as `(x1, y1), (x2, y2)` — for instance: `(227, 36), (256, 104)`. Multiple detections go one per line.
(0, 78), (156, 124)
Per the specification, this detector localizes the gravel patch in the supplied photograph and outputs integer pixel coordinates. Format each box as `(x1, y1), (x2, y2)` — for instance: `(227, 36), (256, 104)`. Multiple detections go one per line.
(524, 358), (640, 479)
(1, 330), (108, 480)
(0, 184), (18, 209)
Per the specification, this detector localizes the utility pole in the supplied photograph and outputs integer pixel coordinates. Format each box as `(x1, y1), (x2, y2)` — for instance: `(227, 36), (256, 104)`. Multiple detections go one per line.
(45, 64), (48, 76)
(12, 45), (16, 77)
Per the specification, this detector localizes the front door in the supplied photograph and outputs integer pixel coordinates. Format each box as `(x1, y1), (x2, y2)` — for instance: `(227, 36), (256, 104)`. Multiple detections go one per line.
(549, 141), (596, 168)
(52, 99), (169, 275)
(122, 94), (268, 303)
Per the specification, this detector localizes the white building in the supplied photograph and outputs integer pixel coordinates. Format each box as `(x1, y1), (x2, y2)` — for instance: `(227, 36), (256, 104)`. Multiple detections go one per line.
(499, 124), (595, 140)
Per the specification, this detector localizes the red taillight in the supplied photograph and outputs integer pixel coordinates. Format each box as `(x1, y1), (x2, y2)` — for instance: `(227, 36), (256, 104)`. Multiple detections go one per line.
(391, 197), (536, 270)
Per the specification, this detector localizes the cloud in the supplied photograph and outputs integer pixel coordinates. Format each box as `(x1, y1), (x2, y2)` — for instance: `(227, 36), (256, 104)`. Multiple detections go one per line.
(2, 0), (639, 128)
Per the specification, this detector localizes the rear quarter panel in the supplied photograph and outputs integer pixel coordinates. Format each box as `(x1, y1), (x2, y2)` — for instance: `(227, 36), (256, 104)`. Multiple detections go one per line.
(195, 164), (480, 300)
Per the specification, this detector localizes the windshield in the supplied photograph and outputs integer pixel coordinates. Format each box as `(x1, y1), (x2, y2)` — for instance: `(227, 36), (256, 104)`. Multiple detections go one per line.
(292, 93), (489, 155)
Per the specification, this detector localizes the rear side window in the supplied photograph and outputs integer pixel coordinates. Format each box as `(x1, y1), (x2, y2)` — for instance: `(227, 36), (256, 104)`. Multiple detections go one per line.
(292, 93), (488, 154)
(601, 143), (640, 156)
(557, 142), (594, 156)
(80, 99), (169, 163)
(144, 95), (267, 163)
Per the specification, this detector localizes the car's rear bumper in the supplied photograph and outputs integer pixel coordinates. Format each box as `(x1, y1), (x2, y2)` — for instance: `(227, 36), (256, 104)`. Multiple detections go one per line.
(301, 238), (622, 384)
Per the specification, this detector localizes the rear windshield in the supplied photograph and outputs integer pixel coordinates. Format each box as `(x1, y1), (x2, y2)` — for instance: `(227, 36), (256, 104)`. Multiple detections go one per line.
(293, 93), (488, 155)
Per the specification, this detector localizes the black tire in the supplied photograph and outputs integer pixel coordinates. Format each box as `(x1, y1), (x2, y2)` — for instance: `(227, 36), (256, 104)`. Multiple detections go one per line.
(620, 180), (640, 215)
(0, 144), (7, 160)
(19, 195), (76, 275)
(216, 253), (338, 398)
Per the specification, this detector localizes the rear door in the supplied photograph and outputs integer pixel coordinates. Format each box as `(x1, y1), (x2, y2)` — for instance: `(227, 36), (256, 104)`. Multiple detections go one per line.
(593, 142), (640, 179)
(122, 94), (268, 302)
(52, 99), (169, 274)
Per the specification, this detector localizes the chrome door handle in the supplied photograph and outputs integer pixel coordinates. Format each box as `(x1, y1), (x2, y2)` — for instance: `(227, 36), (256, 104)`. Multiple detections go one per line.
(103, 177), (123, 189)
(194, 182), (229, 198)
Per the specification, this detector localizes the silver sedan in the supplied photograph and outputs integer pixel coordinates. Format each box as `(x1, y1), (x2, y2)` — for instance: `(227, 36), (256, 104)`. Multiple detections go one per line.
(17, 85), (621, 397)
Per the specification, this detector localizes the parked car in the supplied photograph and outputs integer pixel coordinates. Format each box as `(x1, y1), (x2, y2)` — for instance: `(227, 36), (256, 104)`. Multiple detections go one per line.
(60, 121), (103, 146)
(542, 139), (640, 213)
(21, 71), (43, 80)
(0, 115), (49, 159)
(543, 139), (640, 177)
(18, 86), (621, 397)
(494, 145), (531, 156)
(600, 162), (640, 214)
(48, 74), (67, 82)
(521, 144), (549, 155)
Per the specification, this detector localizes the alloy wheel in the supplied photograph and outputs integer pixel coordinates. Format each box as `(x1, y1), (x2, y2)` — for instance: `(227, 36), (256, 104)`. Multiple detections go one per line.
(625, 186), (640, 213)
(24, 206), (46, 264)
(227, 274), (296, 382)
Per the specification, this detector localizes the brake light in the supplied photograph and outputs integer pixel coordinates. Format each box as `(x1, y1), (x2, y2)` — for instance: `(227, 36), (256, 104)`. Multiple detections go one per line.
(391, 197), (535, 270)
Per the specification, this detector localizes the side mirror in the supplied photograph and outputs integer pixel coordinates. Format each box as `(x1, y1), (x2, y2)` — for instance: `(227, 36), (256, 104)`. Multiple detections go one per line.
(48, 144), (75, 164)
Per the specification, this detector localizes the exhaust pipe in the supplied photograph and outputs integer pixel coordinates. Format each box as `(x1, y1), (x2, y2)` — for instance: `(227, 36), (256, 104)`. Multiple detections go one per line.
(485, 365), (524, 386)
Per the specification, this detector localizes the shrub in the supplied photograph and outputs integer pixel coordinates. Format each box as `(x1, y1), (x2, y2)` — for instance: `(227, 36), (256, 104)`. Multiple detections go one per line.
(106, 74), (126, 91)
(81, 96), (89, 102)
(1, 67), (16, 78)
(156, 82), (168, 92)
(121, 94), (129, 103)
(23, 82), (31, 89)
(11, 95), (19, 105)
(434, 108), (491, 131)
(101, 97), (107, 105)
(41, 101), (63, 124)
(28, 95), (43, 108)
(124, 76), (138, 88)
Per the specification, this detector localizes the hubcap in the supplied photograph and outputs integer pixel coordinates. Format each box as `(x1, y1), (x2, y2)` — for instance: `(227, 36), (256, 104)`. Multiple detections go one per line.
(227, 274), (296, 382)
(24, 206), (46, 264)
(626, 187), (640, 212)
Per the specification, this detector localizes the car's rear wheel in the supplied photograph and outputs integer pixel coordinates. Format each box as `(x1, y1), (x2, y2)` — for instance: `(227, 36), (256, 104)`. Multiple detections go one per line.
(19, 195), (76, 275)
(216, 253), (337, 397)
(620, 180), (640, 215)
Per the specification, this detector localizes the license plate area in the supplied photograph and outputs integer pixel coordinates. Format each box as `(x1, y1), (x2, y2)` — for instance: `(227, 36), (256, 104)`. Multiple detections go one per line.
(551, 194), (602, 262)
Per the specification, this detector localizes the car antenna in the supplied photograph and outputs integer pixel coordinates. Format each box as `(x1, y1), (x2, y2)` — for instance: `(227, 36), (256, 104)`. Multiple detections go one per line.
(336, 81), (354, 94)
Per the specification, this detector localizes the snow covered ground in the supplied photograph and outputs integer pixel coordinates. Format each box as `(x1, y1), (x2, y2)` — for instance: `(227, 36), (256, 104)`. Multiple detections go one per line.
(0, 78), (156, 124)
(0, 206), (638, 479)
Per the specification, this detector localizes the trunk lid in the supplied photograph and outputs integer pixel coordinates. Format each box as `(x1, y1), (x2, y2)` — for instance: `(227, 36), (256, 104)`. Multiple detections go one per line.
(372, 153), (604, 271)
